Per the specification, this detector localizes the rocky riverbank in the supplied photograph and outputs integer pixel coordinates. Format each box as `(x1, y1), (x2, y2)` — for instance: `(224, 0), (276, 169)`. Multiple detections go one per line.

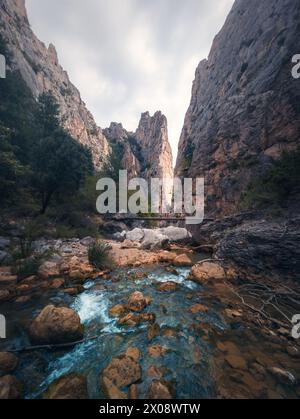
(0, 223), (300, 399)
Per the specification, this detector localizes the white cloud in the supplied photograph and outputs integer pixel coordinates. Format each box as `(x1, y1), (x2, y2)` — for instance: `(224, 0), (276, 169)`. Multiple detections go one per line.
(26, 0), (235, 164)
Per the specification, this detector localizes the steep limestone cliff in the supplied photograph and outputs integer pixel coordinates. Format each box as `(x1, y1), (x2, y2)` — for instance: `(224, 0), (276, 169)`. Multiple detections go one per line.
(104, 112), (174, 181)
(175, 0), (300, 216)
(135, 111), (173, 180)
(0, 0), (110, 169)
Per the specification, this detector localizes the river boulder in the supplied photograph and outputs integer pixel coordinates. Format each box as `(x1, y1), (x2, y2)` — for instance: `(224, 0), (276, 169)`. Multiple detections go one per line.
(43, 373), (88, 399)
(101, 354), (142, 399)
(127, 291), (151, 312)
(146, 379), (173, 399)
(29, 305), (84, 344)
(0, 353), (18, 375)
(0, 375), (22, 399)
(189, 261), (226, 284)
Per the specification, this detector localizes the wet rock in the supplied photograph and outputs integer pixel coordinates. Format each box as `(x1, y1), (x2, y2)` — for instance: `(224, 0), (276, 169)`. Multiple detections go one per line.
(68, 263), (94, 281)
(130, 271), (147, 280)
(101, 355), (141, 399)
(190, 304), (209, 314)
(268, 367), (297, 386)
(147, 366), (166, 379)
(118, 313), (141, 327)
(165, 266), (179, 275)
(0, 375), (22, 399)
(43, 373), (88, 399)
(0, 268), (18, 288)
(128, 384), (139, 399)
(29, 305), (84, 344)
(14, 295), (31, 304)
(147, 323), (161, 341)
(109, 304), (126, 318)
(157, 281), (177, 292)
(146, 380), (173, 399)
(50, 278), (65, 289)
(125, 347), (141, 362)
(174, 254), (193, 267)
(140, 313), (156, 324)
(189, 262), (226, 284)
(63, 287), (83, 296)
(250, 362), (266, 377)
(217, 341), (240, 354)
(225, 309), (243, 318)
(102, 377), (127, 399)
(158, 251), (176, 264)
(163, 328), (178, 338)
(148, 345), (168, 358)
(38, 261), (60, 279)
(225, 355), (247, 370)
(0, 353), (18, 375)
(286, 346), (300, 358)
(127, 291), (151, 312)
(0, 290), (11, 303)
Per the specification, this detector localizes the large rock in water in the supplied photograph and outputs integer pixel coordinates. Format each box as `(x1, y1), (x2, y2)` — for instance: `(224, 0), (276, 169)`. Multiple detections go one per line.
(127, 291), (151, 312)
(189, 262), (226, 284)
(175, 0), (300, 216)
(0, 375), (22, 399)
(101, 354), (142, 399)
(0, 353), (18, 375)
(43, 373), (88, 399)
(29, 305), (84, 344)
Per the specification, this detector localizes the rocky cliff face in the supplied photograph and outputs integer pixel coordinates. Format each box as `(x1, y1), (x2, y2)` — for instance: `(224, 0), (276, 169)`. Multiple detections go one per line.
(175, 0), (300, 216)
(104, 112), (174, 181)
(135, 111), (173, 180)
(0, 0), (110, 169)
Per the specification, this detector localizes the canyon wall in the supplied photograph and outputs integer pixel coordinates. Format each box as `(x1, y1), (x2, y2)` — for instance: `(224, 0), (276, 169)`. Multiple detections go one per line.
(0, 0), (110, 169)
(0, 0), (173, 179)
(175, 0), (300, 216)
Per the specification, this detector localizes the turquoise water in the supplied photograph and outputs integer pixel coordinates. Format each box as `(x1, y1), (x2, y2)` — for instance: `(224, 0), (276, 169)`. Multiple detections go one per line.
(0, 265), (227, 399)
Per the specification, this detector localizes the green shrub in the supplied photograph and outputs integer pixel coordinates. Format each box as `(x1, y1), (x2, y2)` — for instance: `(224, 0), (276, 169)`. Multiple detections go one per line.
(12, 256), (42, 280)
(241, 147), (300, 209)
(88, 241), (112, 269)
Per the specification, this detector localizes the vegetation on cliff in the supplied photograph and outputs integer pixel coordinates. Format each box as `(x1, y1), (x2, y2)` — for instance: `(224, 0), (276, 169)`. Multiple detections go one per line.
(241, 147), (300, 210)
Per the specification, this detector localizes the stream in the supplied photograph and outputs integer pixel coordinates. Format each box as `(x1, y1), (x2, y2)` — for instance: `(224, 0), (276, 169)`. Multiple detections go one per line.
(1, 261), (299, 399)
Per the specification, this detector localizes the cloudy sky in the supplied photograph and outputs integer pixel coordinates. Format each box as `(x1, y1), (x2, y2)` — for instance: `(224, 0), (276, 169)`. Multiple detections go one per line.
(26, 0), (234, 162)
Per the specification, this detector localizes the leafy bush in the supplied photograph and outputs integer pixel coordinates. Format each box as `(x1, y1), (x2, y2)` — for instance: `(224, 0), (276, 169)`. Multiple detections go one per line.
(12, 256), (42, 280)
(241, 147), (300, 209)
(12, 219), (45, 260)
(88, 241), (112, 269)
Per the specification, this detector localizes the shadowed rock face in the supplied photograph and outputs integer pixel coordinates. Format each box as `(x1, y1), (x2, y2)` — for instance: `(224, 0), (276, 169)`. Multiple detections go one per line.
(175, 0), (300, 216)
(104, 112), (174, 181)
(0, 0), (110, 169)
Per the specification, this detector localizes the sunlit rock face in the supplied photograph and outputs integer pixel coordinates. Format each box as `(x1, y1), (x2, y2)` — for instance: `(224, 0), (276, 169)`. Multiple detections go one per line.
(0, 0), (110, 169)
(175, 0), (300, 216)
(135, 111), (174, 181)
